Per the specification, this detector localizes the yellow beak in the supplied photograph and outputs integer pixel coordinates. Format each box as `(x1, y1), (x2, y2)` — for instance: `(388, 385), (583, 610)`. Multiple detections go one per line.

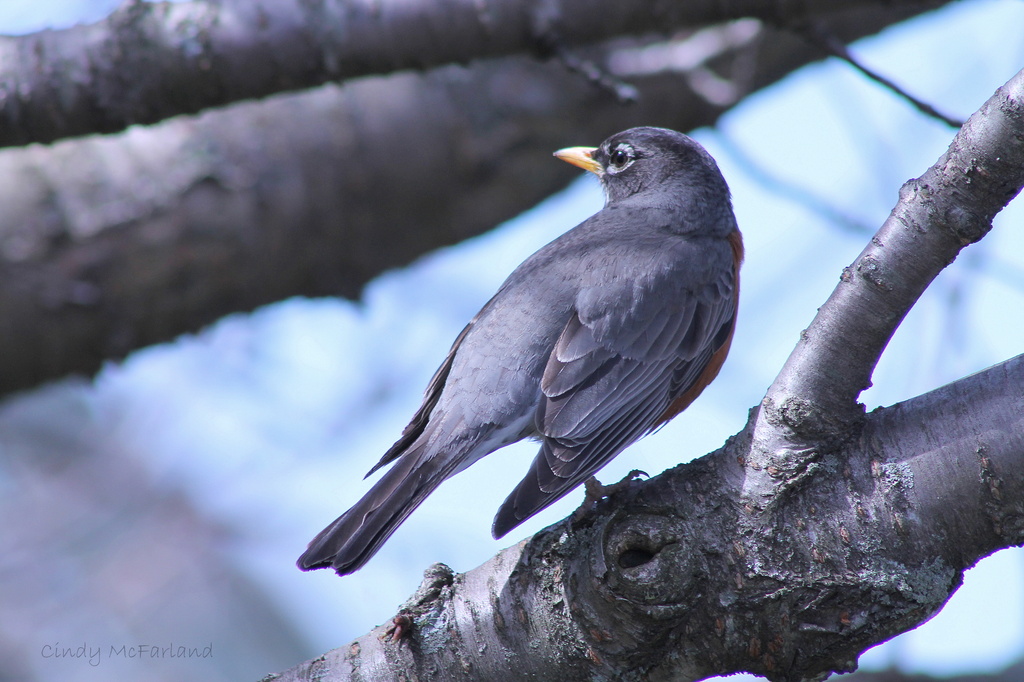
(553, 146), (602, 176)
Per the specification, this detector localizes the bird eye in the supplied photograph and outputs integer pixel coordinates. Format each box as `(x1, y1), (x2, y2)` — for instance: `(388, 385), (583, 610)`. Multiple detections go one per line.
(607, 144), (634, 172)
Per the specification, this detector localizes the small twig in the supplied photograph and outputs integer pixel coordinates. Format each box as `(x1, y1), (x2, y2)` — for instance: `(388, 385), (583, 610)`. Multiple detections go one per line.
(383, 613), (414, 644)
(529, 0), (638, 104)
(802, 23), (965, 129)
(556, 47), (639, 104)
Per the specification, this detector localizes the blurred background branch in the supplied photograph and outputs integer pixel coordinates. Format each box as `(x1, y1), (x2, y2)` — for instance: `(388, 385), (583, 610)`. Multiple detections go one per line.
(0, 0), (946, 148)
(0, 3), (947, 396)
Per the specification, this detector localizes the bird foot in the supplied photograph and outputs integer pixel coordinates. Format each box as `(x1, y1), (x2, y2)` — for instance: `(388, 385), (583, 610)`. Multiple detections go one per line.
(572, 469), (649, 523)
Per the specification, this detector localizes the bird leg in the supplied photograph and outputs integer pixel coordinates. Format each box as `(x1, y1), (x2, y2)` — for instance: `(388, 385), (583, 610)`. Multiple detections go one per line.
(572, 469), (649, 523)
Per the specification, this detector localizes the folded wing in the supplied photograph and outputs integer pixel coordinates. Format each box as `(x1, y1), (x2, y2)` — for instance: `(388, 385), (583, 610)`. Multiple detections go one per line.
(492, 239), (738, 538)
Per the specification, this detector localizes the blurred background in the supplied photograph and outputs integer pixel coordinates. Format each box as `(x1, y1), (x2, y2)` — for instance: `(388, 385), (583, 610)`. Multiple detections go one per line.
(1, 1), (1022, 680)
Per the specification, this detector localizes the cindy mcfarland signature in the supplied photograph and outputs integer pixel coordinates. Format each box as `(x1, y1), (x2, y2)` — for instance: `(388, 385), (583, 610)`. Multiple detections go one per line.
(40, 642), (213, 667)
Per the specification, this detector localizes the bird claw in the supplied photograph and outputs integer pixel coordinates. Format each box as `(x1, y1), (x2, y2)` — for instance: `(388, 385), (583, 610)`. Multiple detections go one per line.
(573, 469), (649, 523)
(598, 469), (650, 497)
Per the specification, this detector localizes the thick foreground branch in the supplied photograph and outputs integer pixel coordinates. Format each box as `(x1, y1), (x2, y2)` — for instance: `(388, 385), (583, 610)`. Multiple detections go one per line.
(0, 0), (946, 147)
(754, 66), (1024, 454)
(273, 354), (1024, 681)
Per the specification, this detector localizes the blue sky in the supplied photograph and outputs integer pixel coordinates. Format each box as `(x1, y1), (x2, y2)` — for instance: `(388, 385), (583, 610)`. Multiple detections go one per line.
(5, 1), (1024, 680)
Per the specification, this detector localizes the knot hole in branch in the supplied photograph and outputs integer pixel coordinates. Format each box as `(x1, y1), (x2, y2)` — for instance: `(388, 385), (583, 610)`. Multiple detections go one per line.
(619, 546), (658, 569)
(600, 513), (698, 608)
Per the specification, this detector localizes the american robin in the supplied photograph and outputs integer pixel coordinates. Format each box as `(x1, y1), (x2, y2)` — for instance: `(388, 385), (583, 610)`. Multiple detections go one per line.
(299, 127), (742, 575)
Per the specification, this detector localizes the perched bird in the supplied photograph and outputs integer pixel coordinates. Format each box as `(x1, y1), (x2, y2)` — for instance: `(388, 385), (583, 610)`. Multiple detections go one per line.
(298, 127), (742, 575)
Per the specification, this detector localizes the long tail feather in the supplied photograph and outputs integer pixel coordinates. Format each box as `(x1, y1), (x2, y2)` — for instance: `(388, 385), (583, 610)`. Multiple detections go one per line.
(298, 448), (446, 575)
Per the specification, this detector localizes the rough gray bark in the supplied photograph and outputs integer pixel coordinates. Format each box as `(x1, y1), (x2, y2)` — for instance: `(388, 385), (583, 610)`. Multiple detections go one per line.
(0, 0), (945, 148)
(0, 4), (941, 396)
(269, 69), (1024, 682)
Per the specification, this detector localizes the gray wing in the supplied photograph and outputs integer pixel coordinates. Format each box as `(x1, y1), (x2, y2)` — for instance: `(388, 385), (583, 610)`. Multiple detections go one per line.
(492, 239), (738, 538)
(364, 321), (476, 477)
(364, 268), (521, 477)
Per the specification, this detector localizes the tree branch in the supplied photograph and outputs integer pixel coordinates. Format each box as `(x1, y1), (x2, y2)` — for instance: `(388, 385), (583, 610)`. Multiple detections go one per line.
(798, 23), (964, 128)
(756, 66), (1024, 451)
(273, 353), (1024, 681)
(270, 68), (1024, 682)
(0, 0), (947, 148)
(0, 6), (937, 396)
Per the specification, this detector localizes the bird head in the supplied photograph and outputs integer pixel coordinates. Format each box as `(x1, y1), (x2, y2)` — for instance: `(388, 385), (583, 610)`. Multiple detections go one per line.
(554, 127), (731, 213)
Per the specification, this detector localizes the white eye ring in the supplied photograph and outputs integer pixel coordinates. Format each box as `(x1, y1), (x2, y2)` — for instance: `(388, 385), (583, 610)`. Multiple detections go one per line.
(606, 144), (635, 173)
